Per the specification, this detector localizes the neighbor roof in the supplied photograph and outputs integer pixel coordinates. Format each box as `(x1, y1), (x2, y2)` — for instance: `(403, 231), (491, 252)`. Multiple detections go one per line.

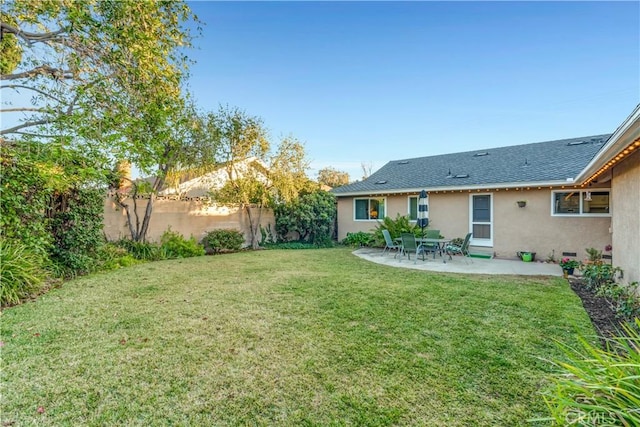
(332, 134), (611, 196)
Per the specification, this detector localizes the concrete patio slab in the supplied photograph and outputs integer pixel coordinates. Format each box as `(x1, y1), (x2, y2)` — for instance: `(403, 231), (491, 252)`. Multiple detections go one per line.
(353, 248), (563, 276)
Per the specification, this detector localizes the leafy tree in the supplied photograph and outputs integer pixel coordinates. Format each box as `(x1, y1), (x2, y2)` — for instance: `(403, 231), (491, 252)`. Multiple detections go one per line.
(318, 167), (350, 188)
(206, 106), (314, 249)
(1, 0), (197, 142)
(274, 190), (336, 246)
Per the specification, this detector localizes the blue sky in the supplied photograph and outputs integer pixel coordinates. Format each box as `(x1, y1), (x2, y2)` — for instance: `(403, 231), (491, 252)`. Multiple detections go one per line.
(185, 1), (639, 181)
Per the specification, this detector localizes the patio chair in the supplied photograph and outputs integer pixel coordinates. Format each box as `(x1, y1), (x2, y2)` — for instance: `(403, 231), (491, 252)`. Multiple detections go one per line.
(381, 229), (401, 258)
(421, 229), (441, 259)
(446, 232), (473, 264)
(400, 233), (423, 263)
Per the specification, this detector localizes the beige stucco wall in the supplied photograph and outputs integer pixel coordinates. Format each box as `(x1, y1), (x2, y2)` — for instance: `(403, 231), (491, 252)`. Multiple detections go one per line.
(336, 187), (613, 260)
(104, 197), (275, 245)
(611, 149), (640, 285)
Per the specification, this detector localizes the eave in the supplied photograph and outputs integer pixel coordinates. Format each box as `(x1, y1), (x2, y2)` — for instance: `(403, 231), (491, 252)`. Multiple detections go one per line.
(333, 179), (582, 198)
(576, 104), (640, 186)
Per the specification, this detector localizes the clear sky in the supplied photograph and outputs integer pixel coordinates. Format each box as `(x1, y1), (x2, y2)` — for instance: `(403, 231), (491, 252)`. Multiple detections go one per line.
(185, 0), (639, 182)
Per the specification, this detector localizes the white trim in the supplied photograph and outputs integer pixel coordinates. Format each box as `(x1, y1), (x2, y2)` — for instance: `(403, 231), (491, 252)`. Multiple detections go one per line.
(550, 189), (612, 217)
(469, 193), (493, 247)
(408, 195), (418, 221)
(575, 104), (640, 183)
(334, 180), (579, 197)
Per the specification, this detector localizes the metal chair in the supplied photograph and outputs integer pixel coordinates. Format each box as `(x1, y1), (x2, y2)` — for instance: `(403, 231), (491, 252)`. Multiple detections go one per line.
(381, 229), (401, 258)
(446, 232), (473, 264)
(400, 233), (423, 263)
(422, 229), (441, 259)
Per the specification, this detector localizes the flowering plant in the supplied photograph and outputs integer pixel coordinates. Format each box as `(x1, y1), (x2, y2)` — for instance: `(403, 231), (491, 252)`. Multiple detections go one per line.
(605, 244), (612, 252)
(559, 257), (580, 269)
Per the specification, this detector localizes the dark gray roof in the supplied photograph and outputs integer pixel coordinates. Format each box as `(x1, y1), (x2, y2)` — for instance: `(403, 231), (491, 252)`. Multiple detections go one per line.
(332, 134), (611, 195)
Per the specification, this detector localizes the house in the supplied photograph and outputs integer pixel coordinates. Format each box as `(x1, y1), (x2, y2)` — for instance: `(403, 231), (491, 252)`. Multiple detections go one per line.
(333, 104), (640, 284)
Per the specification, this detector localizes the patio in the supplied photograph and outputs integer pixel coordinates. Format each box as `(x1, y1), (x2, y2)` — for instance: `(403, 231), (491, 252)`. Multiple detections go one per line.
(353, 247), (564, 276)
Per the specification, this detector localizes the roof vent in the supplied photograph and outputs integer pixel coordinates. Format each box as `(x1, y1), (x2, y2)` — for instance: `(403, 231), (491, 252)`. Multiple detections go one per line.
(398, 161), (409, 165)
(567, 140), (588, 146)
(453, 174), (469, 179)
(446, 168), (453, 178)
(374, 180), (387, 185)
(473, 152), (489, 157)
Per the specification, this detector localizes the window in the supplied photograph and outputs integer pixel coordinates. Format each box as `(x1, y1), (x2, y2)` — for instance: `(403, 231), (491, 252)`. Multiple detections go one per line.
(552, 190), (610, 216)
(408, 196), (418, 221)
(354, 198), (385, 220)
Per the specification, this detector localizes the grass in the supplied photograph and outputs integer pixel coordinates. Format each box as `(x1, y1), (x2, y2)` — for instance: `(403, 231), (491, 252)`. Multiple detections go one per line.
(1, 247), (595, 426)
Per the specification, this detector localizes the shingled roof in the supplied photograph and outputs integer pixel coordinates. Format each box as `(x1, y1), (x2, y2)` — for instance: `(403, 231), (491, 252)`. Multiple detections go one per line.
(332, 134), (611, 196)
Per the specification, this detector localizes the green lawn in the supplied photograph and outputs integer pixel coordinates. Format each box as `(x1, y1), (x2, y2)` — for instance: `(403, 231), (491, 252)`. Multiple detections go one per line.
(1, 247), (595, 426)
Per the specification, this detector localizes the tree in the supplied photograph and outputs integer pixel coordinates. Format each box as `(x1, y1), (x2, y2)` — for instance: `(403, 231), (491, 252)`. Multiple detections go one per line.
(206, 106), (314, 249)
(274, 190), (336, 246)
(1, 0), (197, 144)
(1, 1), (200, 243)
(361, 161), (374, 180)
(318, 167), (350, 188)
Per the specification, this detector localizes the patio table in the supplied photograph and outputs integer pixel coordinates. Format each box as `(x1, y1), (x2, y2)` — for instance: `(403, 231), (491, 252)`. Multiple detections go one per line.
(395, 238), (453, 263)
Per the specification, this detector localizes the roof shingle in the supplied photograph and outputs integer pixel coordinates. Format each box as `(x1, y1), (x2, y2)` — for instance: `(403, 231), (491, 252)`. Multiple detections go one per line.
(333, 134), (611, 195)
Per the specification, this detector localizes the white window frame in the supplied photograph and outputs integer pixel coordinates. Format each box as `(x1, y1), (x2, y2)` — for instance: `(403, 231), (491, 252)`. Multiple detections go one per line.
(469, 193), (493, 247)
(353, 197), (386, 221)
(408, 196), (418, 222)
(551, 189), (611, 217)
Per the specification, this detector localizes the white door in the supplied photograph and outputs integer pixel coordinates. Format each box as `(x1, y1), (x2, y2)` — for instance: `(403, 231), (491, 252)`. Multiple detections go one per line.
(470, 194), (493, 247)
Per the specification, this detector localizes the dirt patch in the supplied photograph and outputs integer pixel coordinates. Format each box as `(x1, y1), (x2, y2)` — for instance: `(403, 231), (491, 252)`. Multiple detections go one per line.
(568, 277), (625, 343)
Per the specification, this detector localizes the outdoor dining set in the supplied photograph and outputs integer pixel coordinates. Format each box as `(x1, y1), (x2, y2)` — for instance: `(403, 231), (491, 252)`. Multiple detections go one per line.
(381, 229), (473, 264)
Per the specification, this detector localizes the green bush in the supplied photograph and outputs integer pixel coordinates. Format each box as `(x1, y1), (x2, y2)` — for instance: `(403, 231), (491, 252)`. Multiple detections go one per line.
(0, 239), (46, 306)
(342, 231), (373, 247)
(48, 188), (105, 276)
(542, 319), (640, 426)
(264, 242), (319, 250)
(160, 228), (205, 259)
(116, 239), (165, 261)
(274, 190), (336, 245)
(202, 229), (245, 254)
(579, 262), (621, 291)
(370, 214), (419, 247)
(97, 243), (141, 270)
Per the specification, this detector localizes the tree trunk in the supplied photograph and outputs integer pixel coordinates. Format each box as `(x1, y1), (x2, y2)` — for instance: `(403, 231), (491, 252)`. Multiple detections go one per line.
(244, 204), (262, 250)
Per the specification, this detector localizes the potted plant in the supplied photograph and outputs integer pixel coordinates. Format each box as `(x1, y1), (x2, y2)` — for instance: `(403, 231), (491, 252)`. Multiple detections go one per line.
(559, 257), (580, 277)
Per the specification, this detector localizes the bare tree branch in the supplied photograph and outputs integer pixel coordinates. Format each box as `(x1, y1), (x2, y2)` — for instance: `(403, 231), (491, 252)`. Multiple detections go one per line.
(1, 119), (53, 135)
(1, 22), (65, 46)
(1, 66), (75, 81)
(1, 84), (65, 103)
(1, 107), (47, 113)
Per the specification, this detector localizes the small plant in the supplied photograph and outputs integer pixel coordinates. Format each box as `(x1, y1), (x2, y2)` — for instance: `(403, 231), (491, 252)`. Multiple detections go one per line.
(579, 262), (621, 290)
(342, 231), (373, 247)
(116, 239), (165, 261)
(585, 247), (603, 263)
(160, 228), (205, 259)
(559, 257), (580, 270)
(596, 281), (640, 321)
(202, 229), (245, 254)
(546, 250), (557, 263)
(96, 243), (140, 270)
(542, 318), (640, 426)
(0, 239), (46, 306)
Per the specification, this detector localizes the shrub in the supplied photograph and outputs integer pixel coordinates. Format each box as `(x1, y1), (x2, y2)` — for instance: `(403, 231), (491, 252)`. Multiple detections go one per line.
(342, 231), (373, 247)
(542, 319), (640, 426)
(0, 239), (46, 306)
(370, 214), (419, 247)
(202, 229), (245, 254)
(160, 228), (205, 259)
(116, 239), (165, 261)
(48, 188), (105, 275)
(264, 242), (318, 250)
(97, 243), (140, 270)
(579, 262), (621, 291)
(597, 281), (640, 322)
(274, 190), (336, 245)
